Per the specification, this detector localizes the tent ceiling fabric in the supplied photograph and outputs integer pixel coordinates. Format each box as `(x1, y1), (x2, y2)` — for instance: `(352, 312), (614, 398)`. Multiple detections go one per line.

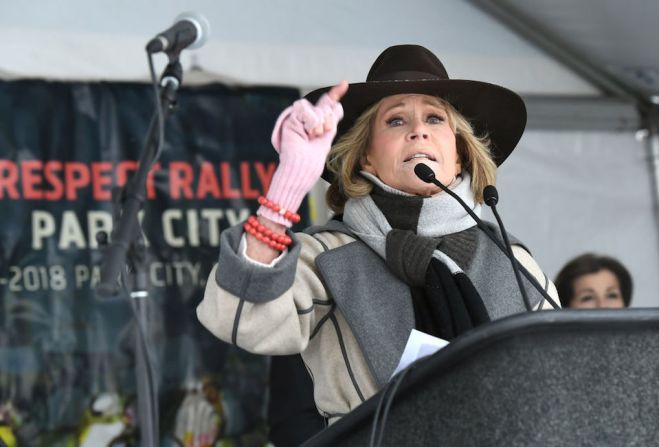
(0, 0), (598, 96)
(472, 0), (659, 105)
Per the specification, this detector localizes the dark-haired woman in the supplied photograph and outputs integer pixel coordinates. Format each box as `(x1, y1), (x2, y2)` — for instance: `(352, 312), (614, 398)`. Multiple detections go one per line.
(555, 253), (632, 309)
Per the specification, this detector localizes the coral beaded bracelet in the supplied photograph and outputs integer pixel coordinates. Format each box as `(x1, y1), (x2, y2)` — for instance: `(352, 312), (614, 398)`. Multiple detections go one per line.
(257, 196), (301, 224)
(243, 215), (293, 252)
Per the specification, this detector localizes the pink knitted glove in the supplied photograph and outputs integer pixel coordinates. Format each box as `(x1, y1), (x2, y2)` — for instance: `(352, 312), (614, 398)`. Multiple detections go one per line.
(258, 83), (347, 226)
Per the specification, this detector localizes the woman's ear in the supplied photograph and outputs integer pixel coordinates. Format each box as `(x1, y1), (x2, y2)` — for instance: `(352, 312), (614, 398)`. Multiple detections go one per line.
(361, 154), (376, 175)
(454, 139), (464, 176)
(455, 159), (462, 176)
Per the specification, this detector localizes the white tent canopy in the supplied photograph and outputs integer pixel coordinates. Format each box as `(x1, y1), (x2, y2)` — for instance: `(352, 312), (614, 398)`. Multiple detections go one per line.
(0, 0), (597, 94)
(1, 0), (658, 306)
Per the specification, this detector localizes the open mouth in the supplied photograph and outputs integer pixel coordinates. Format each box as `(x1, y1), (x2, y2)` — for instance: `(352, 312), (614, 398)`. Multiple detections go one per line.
(403, 153), (436, 162)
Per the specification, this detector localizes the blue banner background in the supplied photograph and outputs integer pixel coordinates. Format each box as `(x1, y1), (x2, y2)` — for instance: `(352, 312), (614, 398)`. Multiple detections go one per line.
(0, 80), (303, 446)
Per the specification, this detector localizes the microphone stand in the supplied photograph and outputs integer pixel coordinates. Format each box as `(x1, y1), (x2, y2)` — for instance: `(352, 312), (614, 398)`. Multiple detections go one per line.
(413, 163), (560, 309)
(484, 187), (533, 311)
(96, 59), (183, 447)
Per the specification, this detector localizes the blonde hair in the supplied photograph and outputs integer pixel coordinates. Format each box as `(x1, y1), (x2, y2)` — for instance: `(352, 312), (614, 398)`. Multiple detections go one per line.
(326, 96), (497, 213)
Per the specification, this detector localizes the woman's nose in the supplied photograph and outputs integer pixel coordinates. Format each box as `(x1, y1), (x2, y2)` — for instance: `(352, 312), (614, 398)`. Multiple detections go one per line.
(408, 121), (429, 140)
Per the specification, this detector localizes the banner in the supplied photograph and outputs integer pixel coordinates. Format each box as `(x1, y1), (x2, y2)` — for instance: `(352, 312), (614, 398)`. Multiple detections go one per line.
(0, 80), (304, 446)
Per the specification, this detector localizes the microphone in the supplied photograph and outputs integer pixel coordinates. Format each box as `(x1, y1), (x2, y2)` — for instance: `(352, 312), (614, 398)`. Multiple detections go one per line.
(146, 12), (210, 54)
(414, 163), (559, 309)
(413, 162), (436, 183)
(483, 185), (498, 207)
(483, 185), (532, 311)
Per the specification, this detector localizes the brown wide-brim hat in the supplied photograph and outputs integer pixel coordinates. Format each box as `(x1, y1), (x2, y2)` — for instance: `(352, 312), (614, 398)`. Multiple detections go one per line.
(305, 44), (527, 183)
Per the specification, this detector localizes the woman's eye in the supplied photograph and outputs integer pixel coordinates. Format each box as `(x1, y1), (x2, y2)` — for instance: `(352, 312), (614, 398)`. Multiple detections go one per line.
(427, 114), (445, 124)
(607, 292), (621, 300)
(577, 295), (594, 303)
(386, 117), (404, 127)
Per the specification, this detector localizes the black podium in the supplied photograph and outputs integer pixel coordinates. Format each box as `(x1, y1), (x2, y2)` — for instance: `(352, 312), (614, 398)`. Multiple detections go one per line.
(302, 308), (659, 446)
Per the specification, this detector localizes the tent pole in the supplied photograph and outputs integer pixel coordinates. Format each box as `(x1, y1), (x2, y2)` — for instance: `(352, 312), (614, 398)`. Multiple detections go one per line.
(646, 107), (659, 255)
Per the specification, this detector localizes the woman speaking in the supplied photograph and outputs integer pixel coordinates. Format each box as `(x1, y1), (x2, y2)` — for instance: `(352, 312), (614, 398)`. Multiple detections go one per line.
(197, 44), (559, 424)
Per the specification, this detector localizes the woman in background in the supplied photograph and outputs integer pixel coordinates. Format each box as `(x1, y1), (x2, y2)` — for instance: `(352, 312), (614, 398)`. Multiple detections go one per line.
(555, 253), (632, 309)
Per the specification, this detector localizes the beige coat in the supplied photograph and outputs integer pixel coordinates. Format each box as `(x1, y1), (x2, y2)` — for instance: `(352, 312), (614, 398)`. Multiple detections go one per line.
(197, 224), (558, 423)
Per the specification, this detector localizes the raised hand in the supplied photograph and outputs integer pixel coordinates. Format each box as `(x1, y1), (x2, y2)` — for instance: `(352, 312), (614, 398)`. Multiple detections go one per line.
(261, 81), (349, 227)
(272, 80), (348, 153)
(304, 81), (350, 138)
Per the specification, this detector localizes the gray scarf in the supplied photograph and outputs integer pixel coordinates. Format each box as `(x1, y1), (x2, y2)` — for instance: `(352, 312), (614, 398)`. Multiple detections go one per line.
(342, 171), (492, 340)
(343, 171), (481, 280)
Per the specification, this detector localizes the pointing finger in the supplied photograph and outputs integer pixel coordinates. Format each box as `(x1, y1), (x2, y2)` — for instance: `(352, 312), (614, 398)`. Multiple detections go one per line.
(327, 80), (349, 103)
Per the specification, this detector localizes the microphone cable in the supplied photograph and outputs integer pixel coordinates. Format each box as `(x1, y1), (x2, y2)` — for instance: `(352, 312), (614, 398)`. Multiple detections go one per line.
(120, 267), (160, 447)
(483, 185), (532, 311)
(147, 52), (165, 163)
(369, 364), (416, 447)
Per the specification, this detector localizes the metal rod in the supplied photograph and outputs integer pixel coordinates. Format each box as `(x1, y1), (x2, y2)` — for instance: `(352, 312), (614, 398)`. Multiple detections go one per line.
(646, 109), (659, 257)
(466, 0), (652, 111)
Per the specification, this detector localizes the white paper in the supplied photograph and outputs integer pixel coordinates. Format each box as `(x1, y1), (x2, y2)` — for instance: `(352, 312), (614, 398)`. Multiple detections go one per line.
(390, 329), (449, 379)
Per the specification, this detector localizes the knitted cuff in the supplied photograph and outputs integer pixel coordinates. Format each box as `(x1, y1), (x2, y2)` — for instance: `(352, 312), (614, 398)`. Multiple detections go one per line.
(257, 159), (316, 227)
